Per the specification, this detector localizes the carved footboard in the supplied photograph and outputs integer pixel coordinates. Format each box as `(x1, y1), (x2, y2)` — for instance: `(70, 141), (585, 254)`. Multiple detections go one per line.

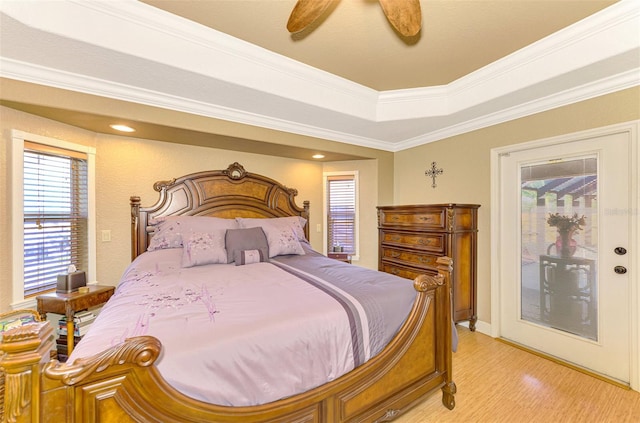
(1, 257), (454, 423)
(0, 321), (54, 423)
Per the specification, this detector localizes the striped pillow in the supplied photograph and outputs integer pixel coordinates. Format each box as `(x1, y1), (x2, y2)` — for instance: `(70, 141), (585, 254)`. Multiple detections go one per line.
(234, 249), (268, 266)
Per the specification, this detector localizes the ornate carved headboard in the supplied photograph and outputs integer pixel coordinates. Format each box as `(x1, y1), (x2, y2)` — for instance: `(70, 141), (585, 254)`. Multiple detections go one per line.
(130, 162), (310, 260)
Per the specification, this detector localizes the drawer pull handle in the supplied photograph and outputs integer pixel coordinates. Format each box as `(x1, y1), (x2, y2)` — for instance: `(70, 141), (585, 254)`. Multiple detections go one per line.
(391, 216), (400, 221)
(417, 238), (432, 245)
(418, 216), (433, 222)
(391, 268), (399, 275)
(391, 236), (401, 242)
(419, 257), (432, 264)
(390, 251), (400, 258)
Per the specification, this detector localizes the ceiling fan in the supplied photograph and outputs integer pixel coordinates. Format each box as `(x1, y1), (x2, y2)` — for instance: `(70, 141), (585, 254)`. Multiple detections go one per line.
(287, 0), (422, 37)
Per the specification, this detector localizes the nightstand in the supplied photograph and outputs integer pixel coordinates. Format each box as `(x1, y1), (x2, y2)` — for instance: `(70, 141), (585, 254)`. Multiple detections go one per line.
(328, 252), (351, 264)
(36, 285), (115, 357)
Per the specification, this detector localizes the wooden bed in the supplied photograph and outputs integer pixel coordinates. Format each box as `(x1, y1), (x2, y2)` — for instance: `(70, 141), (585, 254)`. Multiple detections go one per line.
(0, 162), (455, 423)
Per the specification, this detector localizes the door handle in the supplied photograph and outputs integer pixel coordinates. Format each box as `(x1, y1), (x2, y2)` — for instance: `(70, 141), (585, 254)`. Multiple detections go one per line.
(614, 247), (627, 255)
(614, 266), (627, 274)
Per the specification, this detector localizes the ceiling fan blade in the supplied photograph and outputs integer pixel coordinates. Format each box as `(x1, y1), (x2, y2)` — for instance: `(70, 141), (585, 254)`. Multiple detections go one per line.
(287, 0), (334, 33)
(378, 0), (422, 37)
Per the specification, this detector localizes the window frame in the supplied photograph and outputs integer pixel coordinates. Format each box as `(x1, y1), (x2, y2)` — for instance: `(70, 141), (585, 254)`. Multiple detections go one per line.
(11, 130), (96, 308)
(323, 171), (359, 261)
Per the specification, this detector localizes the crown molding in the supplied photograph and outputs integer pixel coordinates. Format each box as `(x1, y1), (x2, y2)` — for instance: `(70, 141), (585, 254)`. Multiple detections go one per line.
(378, 0), (640, 120)
(394, 68), (640, 151)
(1, 0), (638, 151)
(71, 0), (381, 119)
(0, 56), (395, 151)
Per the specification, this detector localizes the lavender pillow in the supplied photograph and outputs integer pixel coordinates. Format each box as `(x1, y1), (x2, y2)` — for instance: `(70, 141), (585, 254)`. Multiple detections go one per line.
(236, 216), (307, 241)
(236, 217), (306, 257)
(181, 230), (228, 268)
(148, 216), (239, 251)
(263, 225), (305, 257)
(225, 227), (270, 263)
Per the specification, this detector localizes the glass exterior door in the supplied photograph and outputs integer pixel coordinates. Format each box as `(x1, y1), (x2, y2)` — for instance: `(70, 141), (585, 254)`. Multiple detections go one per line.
(497, 129), (631, 384)
(520, 157), (597, 340)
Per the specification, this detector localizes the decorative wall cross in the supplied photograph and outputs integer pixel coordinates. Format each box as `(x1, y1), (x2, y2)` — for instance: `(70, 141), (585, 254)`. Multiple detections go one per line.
(425, 161), (443, 188)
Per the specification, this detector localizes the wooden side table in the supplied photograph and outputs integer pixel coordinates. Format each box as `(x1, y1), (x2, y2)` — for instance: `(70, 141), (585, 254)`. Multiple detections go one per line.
(328, 252), (352, 264)
(36, 285), (115, 356)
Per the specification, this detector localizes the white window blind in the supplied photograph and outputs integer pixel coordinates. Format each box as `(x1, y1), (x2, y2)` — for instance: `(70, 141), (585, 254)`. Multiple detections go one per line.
(327, 175), (356, 254)
(23, 142), (88, 296)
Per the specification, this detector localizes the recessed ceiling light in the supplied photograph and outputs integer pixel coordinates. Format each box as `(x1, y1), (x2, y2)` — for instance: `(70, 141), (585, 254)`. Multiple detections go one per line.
(110, 124), (135, 132)
(312, 154), (325, 159)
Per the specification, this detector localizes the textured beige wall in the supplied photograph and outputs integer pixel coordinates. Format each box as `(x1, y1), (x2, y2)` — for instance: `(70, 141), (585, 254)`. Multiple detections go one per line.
(392, 87), (640, 326)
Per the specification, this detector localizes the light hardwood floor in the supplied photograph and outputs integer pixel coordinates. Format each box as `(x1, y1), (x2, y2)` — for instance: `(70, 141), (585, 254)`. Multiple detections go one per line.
(398, 327), (640, 422)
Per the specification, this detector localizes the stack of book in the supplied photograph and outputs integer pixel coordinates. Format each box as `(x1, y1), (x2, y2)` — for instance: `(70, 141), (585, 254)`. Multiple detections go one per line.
(56, 310), (96, 361)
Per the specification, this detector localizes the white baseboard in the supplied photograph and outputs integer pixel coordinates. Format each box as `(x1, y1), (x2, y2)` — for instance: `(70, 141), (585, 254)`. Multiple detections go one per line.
(456, 319), (492, 336)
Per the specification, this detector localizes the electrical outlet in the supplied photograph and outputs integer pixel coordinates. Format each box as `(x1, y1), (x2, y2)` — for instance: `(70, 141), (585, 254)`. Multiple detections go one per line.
(316, 223), (321, 233)
(101, 230), (111, 242)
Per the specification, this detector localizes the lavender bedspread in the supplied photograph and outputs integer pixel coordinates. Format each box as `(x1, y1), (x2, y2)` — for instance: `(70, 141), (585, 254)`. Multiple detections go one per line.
(68, 245), (419, 406)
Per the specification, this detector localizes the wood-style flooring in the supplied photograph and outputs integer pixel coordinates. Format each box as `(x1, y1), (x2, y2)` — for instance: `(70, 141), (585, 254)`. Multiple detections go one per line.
(397, 327), (640, 423)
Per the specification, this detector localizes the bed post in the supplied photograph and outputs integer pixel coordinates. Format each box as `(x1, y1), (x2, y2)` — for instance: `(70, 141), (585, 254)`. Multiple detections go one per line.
(0, 321), (54, 423)
(436, 256), (456, 410)
(130, 196), (141, 261)
(302, 200), (310, 240)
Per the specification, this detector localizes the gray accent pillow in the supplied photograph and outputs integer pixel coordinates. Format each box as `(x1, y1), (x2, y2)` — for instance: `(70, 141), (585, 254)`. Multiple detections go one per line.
(225, 227), (269, 263)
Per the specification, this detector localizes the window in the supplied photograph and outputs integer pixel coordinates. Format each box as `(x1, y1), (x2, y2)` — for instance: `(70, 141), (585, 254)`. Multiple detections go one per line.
(11, 131), (96, 304)
(324, 172), (358, 257)
(23, 143), (88, 295)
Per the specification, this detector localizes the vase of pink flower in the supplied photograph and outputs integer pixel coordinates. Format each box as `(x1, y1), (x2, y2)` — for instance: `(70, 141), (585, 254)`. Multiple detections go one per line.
(547, 212), (586, 258)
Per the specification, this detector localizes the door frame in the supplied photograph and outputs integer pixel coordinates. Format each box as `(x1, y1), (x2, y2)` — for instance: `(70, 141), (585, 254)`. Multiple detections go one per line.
(490, 120), (639, 391)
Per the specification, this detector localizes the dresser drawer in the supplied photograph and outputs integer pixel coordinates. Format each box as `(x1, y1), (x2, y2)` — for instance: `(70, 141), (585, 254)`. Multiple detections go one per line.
(381, 247), (439, 271)
(379, 230), (446, 254)
(378, 208), (446, 230)
(380, 262), (436, 280)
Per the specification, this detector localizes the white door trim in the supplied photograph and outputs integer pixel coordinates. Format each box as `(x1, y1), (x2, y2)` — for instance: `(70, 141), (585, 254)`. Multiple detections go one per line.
(490, 120), (639, 391)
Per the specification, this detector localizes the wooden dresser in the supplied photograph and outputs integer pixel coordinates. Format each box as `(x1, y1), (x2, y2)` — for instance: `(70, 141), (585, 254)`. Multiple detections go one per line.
(377, 204), (480, 330)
